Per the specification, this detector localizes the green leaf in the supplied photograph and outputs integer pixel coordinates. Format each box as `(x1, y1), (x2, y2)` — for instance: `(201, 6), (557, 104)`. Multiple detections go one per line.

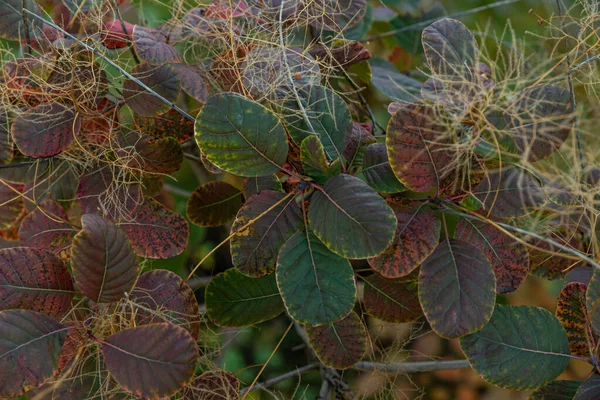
(386, 103), (454, 192)
(301, 136), (338, 184)
(102, 323), (198, 399)
(574, 376), (600, 399)
(460, 305), (571, 390)
(195, 92), (289, 177)
(0, 0), (41, 41)
(454, 219), (530, 294)
(369, 58), (422, 102)
(230, 191), (303, 277)
(0, 247), (74, 318)
(205, 268), (285, 327)
(586, 268), (600, 336)
(0, 309), (66, 398)
(71, 214), (139, 303)
(187, 181), (243, 227)
(363, 272), (422, 323)
(422, 18), (476, 78)
(276, 231), (356, 325)
(343, 122), (376, 171)
(528, 380), (582, 400)
(557, 282), (596, 358)
(242, 175), (282, 199)
(368, 202), (439, 278)
(419, 239), (496, 338)
(474, 166), (546, 219)
(308, 174), (397, 259)
(362, 143), (406, 193)
(306, 311), (367, 369)
(123, 63), (181, 117)
(283, 85), (351, 161)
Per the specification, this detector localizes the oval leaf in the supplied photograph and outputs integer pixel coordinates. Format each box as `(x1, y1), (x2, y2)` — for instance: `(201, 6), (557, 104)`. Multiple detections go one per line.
(422, 18), (476, 78)
(0, 309), (66, 398)
(230, 191), (303, 277)
(205, 268), (285, 327)
(18, 199), (74, 253)
(102, 323), (198, 399)
(173, 64), (209, 103)
(276, 230), (356, 325)
(195, 92), (289, 177)
(368, 202), (440, 278)
(0, 0), (41, 40)
(556, 282), (597, 358)
(363, 272), (422, 323)
(308, 174), (397, 259)
(0, 247), (74, 317)
(183, 371), (240, 400)
(71, 214), (139, 303)
(123, 63), (181, 117)
(187, 181), (243, 227)
(419, 239), (496, 338)
(118, 198), (189, 259)
(528, 380), (582, 400)
(116, 131), (183, 175)
(133, 26), (182, 65)
(574, 376), (600, 400)
(460, 305), (571, 390)
(362, 143), (406, 193)
(386, 103), (454, 192)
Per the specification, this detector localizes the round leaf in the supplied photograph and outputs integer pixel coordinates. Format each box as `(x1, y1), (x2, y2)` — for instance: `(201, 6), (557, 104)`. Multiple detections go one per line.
(230, 191), (303, 277)
(362, 143), (406, 193)
(276, 230), (356, 325)
(363, 272), (422, 323)
(118, 198), (189, 259)
(460, 305), (571, 390)
(422, 18), (476, 78)
(116, 131), (183, 175)
(205, 268), (285, 327)
(0, 309), (66, 398)
(0, 247), (74, 317)
(123, 63), (181, 117)
(133, 26), (182, 65)
(368, 202), (440, 278)
(386, 103), (454, 192)
(242, 175), (282, 199)
(556, 282), (596, 358)
(308, 174), (397, 259)
(71, 214), (139, 303)
(195, 92), (289, 177)
(18, 199), (75, 253)
(172, 64), (209, 103)
(306, 311), (367, 369)
(419, 239), (496, 338)
(102, 323), (198, 399)
(0, 0), (41, 41)
(187, 181), (243, 227)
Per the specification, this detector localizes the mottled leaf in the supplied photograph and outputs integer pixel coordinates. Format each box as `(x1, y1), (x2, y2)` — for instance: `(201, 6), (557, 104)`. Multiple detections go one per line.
(422, 18), (476, 78)
(454, 219), (529, 293)
(0, 247), (74, 317)
(173, 64), (209, 103)
(574, 376), (600, 399)
(133, 26), (182, 65)
(129, 269), (200, 339)
(123, 63), (181, 117)
(474, 166), (546, 218)
(528, 380), (582, 400)
(369, 58), (422, 102)
(556, 282), (597, 358)
(71, 214), (139, 303)
(242, 175), (282, 199)
(419, 239), (496, 338)
(586, 268), (600, 335)
(118, 198), (189, 259)
(195, 92), (289, 177)
(18, 200), (74, 253)
(530, 226), (584, 280)
(116, 131), (183, 174)
(460, 305), (571, 390)
(22, 161), (80, 212)
(343, 122), (376, 170)
(183, 371), (240, 400)
(132, 109), (195, 143)
(304, 0), (367, 32)
(0, 309), (66, 398)
(11, 103), (81, 158)
(0, 0), (41, 41)
(362, 143), (406, 193)
(0, 107), (12, 165)
(187, 181), (242, 227)
(283, 85), (351, 161)
(386, 103), (454, 192)
(205, 268), (284, 327)
(0, 181), (23, 229)
(301, 136), (338, 184)
(306, 311), (367, 369)
(363, 272), (422, 323)
(276, 230), (355, 325)
(368, 202), (439, 278)
(308, 174), (397, 259)
(102, 323), (198, 399)
(230, 191), (302, 277)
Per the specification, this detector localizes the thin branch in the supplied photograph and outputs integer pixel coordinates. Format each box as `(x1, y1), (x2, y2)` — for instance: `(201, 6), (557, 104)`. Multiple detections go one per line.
(22, 9), (195, 122)
(354, 360), (471, 373)
(22, 0), (32, 54)
(239, 363), (320, 395)
(109, 0), (141, 64)
(163, 183), (192, 198)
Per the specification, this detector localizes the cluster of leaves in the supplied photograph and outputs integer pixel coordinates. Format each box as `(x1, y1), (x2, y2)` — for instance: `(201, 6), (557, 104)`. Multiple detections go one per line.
(0, 0), (599, 398)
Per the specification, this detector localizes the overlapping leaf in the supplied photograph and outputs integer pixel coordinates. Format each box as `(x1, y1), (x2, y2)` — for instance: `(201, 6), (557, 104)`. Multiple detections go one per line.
(0, 181), (23, 229)
(454, 219), (529, 293)
(187, 181), (242, 227)
(586, 268), (600, 335)
(123, 63), (181, 117)
(556, 282), (597, 357)
(0, 309), (66, 398)
(528, 380), (582, 400)
(230, 191), (302, 277)
(362, 143), (406, 193)
(308, 174), (397, 259)
(71, 214), (139, 303)
(205, 268), (285, 327)
(343, 122), (375, 170)
(363, 272), (422, 323)
(18, 200), (74, 253)
(116, 131), (183, 174)
(530, 227), (584, 280)
(368, 202), (439, 278)
(118, 198), (189, 259)
(300, 136), (340, 184)
(0, 247), (74, 317)
(386, 103), (454, 192)
(132, 109), (195, 143)
(419, 239), (496, 338)
(304, 0), (367, 32)
(129, 269), (200, 339)
(172, 64), (209, 103)
(133, 26), (182, 65)
(276, 231), (355, 325)
(195, 92), (289, 176)
(369, 58), (422, 103)
(242, 175), (282, 199)
(183, 371), (240, 400)
(306, 311), (367, 369)
(422, 18), (476, 78)
(574, 376), (600, 399)
(0, 0), (41, 41)
(102, 323), (198, 399)
(460, 305), (571, 390)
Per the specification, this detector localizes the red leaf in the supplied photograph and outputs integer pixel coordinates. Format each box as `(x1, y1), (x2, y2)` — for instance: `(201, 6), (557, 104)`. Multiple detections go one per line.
(101, 20), (134, 49)
(18, 199), (74, 253)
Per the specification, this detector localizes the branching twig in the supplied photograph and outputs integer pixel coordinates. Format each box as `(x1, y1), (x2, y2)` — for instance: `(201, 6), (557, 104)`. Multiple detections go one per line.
(239, 363), (320, 395)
